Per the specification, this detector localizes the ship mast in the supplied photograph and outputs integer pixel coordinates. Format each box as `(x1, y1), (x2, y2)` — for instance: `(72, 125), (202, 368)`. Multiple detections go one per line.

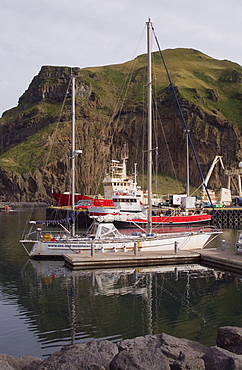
(71, 75), (82, 237)
(147, 19), (153, 235)
(71, 75), (76, 237)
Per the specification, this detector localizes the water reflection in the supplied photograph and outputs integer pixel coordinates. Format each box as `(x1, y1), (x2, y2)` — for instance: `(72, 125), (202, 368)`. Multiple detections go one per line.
(19, 260), (242, 358)
(207, 227), (239, 251)
(0, 209), (242, 359)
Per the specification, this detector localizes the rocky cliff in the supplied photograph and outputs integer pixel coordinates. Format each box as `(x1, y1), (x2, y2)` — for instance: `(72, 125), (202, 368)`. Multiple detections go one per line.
(0, 49), (241, 203)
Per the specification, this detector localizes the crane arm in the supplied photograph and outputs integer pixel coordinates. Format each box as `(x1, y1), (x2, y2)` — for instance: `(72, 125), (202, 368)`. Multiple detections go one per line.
(202, 156), (224, 192)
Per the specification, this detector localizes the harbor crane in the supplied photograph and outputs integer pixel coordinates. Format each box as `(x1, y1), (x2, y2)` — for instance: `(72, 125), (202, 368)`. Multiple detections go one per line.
(225, 161), (242, 197)
(202, 156), (225, 200)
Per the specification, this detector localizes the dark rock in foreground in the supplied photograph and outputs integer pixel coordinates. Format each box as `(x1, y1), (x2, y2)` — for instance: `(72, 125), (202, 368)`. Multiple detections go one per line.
(110, 333), (208, 370)
(216, 326), (242, 355)
(0, 354), (41, 370)
(2, 326), (242, 370)
(35, 340), (118, 370)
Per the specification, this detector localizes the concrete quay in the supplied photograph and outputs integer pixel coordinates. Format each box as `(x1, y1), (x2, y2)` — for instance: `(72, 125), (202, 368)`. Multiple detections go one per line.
(64, 248), (242, 273)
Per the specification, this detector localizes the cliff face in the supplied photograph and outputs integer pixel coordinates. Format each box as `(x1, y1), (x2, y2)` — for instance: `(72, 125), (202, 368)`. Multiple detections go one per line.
(0, 50), (242, 203)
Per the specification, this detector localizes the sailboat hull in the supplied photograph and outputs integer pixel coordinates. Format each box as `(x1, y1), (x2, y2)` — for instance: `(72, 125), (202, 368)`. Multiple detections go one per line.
(21, 230), (215, 258)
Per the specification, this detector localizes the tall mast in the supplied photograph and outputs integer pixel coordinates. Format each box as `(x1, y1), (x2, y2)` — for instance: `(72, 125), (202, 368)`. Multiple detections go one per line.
(186, 129), (190, 196)
(147, 19), (152, 234)
(71, 75), (76, 237)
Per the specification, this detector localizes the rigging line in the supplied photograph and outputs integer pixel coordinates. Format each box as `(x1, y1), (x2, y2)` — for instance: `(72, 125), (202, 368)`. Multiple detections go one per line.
(195, 275), (220, 342)
(141, 87), (160, 194)
(92, 54), (140, 195)
(151, 47), (184, 193)
(21, 203), (36, 238)
(44, 77), (72, 168)
(161, 277), (206, 322)
(151, 25), (215, 210)
(113, 25), (146, 121)
(154, 101), (182, 190)
(154, 105), (158, 195)
(94, 25), (147, 194)
(151, 59), (159, 194)
(66, 276), (77, 345)
(231, 176), (240, 195)
(142, 85), (146, 191)
(111, 57), (139, 128)
(108, 26), (146, 130)
(191, 183), (203, 197)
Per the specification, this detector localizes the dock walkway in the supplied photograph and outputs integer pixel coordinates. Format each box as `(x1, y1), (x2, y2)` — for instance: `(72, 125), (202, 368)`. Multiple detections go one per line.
(198, 249), (242, 274)
(64, 248), (242, 274)
(64, 250), (200, 270)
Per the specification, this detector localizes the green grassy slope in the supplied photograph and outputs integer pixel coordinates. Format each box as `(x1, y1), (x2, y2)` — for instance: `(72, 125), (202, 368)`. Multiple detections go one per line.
(0, 48), (241, 179)
(83, 48), (242, 125)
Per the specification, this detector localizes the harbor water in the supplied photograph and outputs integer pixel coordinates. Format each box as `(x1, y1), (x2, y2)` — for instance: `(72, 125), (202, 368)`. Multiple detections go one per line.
(0, 207), (242, 359)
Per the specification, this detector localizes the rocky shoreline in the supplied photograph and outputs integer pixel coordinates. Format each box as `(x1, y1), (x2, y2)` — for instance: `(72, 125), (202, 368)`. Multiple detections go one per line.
(1, 326), (242, 369)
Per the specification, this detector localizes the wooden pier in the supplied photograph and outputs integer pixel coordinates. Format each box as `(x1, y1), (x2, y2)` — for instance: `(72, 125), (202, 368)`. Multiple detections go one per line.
(63, 248), (242, 274)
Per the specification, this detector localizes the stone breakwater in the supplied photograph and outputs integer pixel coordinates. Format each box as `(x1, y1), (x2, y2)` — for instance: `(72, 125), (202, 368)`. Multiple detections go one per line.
(1, 326), (242, 369)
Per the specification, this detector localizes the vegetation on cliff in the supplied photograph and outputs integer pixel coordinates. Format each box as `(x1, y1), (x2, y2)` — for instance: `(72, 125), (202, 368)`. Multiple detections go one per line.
(0, 48), (241, 202)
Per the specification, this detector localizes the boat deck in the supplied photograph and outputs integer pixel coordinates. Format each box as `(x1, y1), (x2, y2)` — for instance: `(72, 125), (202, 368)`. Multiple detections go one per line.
(64, 248), (242, 273)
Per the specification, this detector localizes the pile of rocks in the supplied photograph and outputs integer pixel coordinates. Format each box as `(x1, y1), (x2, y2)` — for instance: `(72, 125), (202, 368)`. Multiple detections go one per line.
(1, 326), (242, 369)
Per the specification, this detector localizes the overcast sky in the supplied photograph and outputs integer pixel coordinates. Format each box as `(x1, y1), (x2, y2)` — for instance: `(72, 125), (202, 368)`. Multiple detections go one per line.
(0, 0), (241, 117)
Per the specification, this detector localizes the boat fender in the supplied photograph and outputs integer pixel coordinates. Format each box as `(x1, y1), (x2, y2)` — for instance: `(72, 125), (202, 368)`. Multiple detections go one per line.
(43, 234), (52, 241)
(132, 232), (142, 237)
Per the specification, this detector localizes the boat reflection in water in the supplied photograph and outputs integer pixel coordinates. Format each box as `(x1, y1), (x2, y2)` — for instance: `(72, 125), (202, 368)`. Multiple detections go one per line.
(20, 259), (242, 358)
(0, 208), (240, 360)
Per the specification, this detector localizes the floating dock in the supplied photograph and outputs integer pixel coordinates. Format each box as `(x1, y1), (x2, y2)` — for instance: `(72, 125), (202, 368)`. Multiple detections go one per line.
(198, 249), (242, 274)
(64, 248), (242, 274)
(64, 250), (201, 270)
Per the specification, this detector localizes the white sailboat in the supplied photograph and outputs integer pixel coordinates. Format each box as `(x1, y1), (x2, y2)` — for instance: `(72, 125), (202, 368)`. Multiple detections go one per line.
(20, 20), (222, 258)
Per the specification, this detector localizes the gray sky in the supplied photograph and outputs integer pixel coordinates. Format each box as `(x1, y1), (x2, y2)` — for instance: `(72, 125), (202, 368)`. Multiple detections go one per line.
(1, 0), (242, 117)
